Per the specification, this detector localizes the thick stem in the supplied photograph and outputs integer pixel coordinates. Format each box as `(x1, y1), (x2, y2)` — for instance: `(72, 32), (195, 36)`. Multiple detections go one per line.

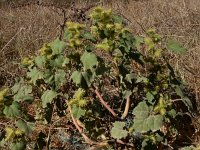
(66, 101), (133, 148)
(94, 88), (117, 117)
(67, 102), (95, 145)
(121, 96), (131, 119)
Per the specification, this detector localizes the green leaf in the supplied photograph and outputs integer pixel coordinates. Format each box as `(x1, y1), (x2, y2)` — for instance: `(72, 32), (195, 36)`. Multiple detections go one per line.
(72, 105), (86, 119)
(81, 51), (98, 70)
(50, 55), (63, 67)
(125, 73), (135, 83)
(11, 78), (24, 94)
(132, 101), (149, 119)
(3, 101), (20, 118)
(181, 146), (195, 150)
(10, 142), (25, 150)
(144, 37), (154, 50)
(14, 85), (33, 102)
(35, 55), (46, 68)
(64, 31), (73, 40)
(16, 119), (34, 134)
(49, 38), (66, 55)
(132, 114), (163, 133)
(145, 115), (163, 131)
(81, 71), (95, 87)
(175, 86), (193, 111)
(141, 139), (149, 149)
(11, 82), (21, 94)
(155, 133), (164, 142)
(146, 92), (154, 102)
(50, 56), (69, 68)
(112, 15), (123, 23)
(134, 36), (144, 49)
(85, 45), (95, 52)
(132, 101), (163, 132)
(182, 97), (193, 111)
(27, 67), (44, 85)
(55, 69), (66, 90)
(175, 85), (184, 97)
(167, 109), (177, 118)
(122, 90), (132, 99)
(136, 76), (148, 83)
(111, 121), (128, 139)
(41, 90), (58, 108)
(82, 32), (96, 42)
(43, 69), (54, 84)
(62, 57), (70, 66)
(166, 40), (187, 54)
(71, 71), (82, 85)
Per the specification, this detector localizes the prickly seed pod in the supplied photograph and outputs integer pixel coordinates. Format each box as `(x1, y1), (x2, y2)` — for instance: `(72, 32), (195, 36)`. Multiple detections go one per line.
(15, 129), (24, 136)
(39, 44), (52, 56)
(22, 57), (33, 66)
(106, 23), (114, 29)
(160, 108), (166, 116)
(74, 88), (85, 99)
(78, 98), (87, 107)
(5, 127), (15, 141)
(0, 88), (9, 102)
(65, 22), (85, 31)
(154, 105), (160, 113)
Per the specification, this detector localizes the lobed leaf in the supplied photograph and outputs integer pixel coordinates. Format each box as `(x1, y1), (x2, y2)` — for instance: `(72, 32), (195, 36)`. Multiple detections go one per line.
(10, 142), (25, 150)
(41, 90), (58, 108)
(132, 101), (149, 119)
(27, 67), (44, 85)
(132, 114), (163, 133)
(111, 121), (128, 139)
(49, 38), (66, 55)
(35, 55), (46, 68)
(72, 105), (86, 119)
(16, 119), (34, 135)
(80, 51), (98, 70)
(146, 92), (154, 103)
(55, 69), (66, 90)
(132, 101), (163, 132)
(71, 71), (82, 85)
(166, 40), (187, 54)
(3, 101), (21, 118)
(13, 85), (33, 102)
(82, 32), (96, 42)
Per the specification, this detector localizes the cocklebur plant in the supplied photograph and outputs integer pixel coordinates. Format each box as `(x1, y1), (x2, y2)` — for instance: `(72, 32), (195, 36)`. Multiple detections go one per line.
(0, 7), (194, 150)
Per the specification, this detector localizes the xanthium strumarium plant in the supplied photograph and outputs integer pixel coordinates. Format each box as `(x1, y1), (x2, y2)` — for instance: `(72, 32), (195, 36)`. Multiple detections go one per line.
(0, 7), (195, 150)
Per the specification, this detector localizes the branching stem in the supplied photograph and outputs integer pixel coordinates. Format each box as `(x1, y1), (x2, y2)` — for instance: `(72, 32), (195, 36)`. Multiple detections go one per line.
(67, 102), (94, 144)
(94, 88), (117, 117)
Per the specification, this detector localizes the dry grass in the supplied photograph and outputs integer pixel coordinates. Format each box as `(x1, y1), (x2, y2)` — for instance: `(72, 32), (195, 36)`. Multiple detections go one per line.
(0, 1), (64, 87)
(0, 0), (200, 145)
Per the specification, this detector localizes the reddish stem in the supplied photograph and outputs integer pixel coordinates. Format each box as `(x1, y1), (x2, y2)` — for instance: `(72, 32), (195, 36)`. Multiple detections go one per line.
(94, 88), (117, 117)
(67, 102), (95, 145)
